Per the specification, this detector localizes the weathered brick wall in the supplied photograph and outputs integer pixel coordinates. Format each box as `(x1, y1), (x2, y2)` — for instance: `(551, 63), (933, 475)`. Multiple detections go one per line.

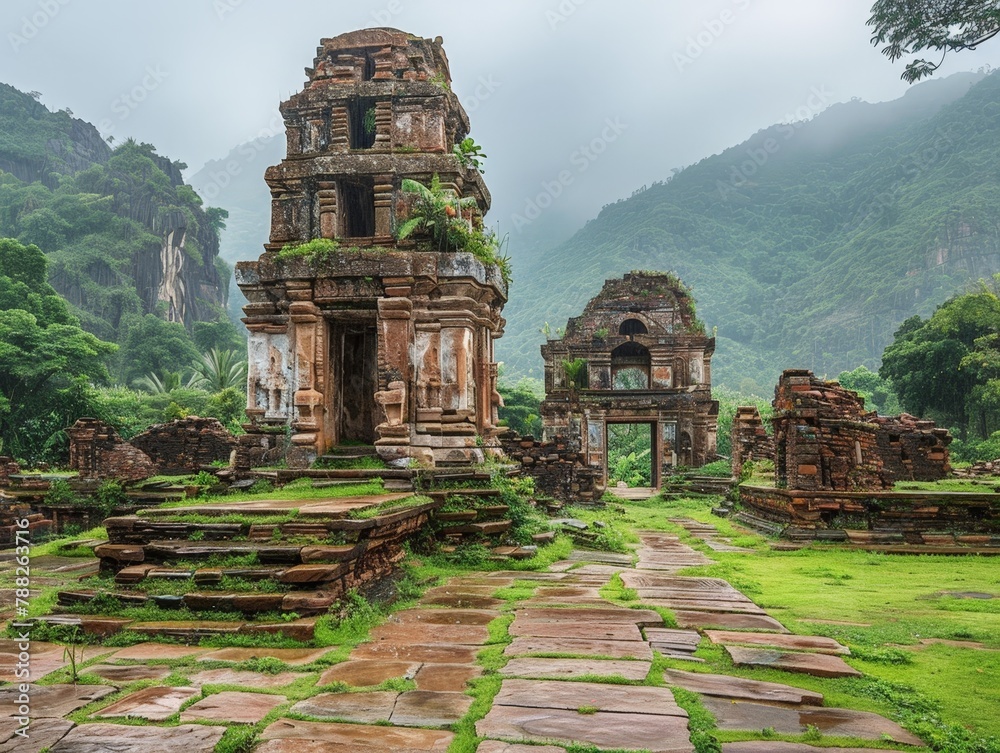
(730, 407), (774, 478)
(773, 370), (885, 492)
(501, 433), (605, 504)
(67, 418), (157, 482)
(67, 418), (124, 479)
(131, 417), (236, 473)
(771, 371), (952, 491)
(0, 503), (51, 546)
(0, 456), (20, 486)
(872, 414), (951, 482)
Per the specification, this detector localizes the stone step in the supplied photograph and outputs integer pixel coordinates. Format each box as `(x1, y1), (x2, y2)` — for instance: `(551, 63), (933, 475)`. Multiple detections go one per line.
(666, 669), (824, 706)
(732, 511), (786, 537)
(725, 646), (861, 678)
(142, 540), (304, 564)
(41, 613), (317, 641)
(131, 617), (317, 642)
(426, 488), (504, 503)
(440, 520), (513, 536)
(272, 468), (412, 484)
(705, 630), (850, 656)
(477, 505), (510, 520)
(58, 589), (337, 616)
(434, 510), (478, 523)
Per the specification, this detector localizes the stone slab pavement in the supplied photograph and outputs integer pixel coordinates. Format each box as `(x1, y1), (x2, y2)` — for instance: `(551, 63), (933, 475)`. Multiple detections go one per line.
(8, 523), (930, 752)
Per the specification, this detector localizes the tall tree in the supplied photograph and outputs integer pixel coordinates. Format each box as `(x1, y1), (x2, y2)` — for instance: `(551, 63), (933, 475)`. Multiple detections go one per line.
(880, 283), (1000, 439)
(869, 0), (1000, 82)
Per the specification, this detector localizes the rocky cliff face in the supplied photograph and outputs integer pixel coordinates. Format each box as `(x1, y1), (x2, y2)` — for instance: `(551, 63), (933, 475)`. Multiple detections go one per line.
(0, 82), (227, 336)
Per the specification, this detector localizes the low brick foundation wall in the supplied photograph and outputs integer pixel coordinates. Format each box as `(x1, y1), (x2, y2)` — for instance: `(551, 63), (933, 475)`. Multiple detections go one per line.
(131, 417), (237, 473)
(739, 484), (1000, 543)
(500, 433), (605, 504)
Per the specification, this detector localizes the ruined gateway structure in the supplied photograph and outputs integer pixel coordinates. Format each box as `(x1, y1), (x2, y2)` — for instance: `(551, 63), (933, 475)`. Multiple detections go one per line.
(236, 29), (506, 468)
(539, 273), (719, 488)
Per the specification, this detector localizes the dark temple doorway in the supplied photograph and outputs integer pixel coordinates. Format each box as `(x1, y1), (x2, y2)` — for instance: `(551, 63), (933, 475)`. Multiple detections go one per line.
(332, 322), (378, 445)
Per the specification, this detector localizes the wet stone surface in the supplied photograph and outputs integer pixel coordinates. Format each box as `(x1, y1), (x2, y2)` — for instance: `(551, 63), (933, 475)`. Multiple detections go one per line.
(390, 690), (473, 727)
(493, 679), (687, 716)
(290, 691), (399, 723)
(702, 698), (924, 745)
(476, 704), (693, 753)
(180, 690), (287, 723)
(725, 646), (862, 678)
(49, 723), (227, 753)
(0, 684), (115, 718)
(0, 717), (74, 753)
(705, 630), (850, 655)
(505, 635), (653, 660)
(500, 657), (652, 681)
(196, 647), (332, 665)
(317, 660), (421, 688)
(187, 668), (304, 688)
(413, 663), (482, 691)
(666, 669), (824, 705)
(257, 719), (454, 752)
(94, 686), (200, 721)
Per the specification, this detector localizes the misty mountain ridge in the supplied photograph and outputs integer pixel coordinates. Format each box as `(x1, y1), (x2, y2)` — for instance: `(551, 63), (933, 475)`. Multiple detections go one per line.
(5, 68), (996, 398)
(500, 70), (1000, 393)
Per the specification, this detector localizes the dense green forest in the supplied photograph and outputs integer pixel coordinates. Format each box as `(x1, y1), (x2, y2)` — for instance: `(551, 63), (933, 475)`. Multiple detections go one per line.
(500, 71), (1000, 394)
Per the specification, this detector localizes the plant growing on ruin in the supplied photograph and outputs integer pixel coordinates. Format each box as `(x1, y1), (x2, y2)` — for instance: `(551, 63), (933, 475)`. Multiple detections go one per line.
(429, 72), (450, 91)
(397, 175), (477, 252)
(562, 358), (588, 390)
(363, 107), (377, 136)
(276, 238), (340, 264)
(453, 137), (487, 173)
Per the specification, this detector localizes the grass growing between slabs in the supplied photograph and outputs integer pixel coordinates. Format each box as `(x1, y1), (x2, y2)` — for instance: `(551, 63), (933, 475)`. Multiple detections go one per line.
(640, 493), (1000, 748)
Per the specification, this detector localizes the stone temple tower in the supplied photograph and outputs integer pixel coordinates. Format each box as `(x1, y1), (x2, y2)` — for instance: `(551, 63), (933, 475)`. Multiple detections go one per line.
(236, 28), (507, 468)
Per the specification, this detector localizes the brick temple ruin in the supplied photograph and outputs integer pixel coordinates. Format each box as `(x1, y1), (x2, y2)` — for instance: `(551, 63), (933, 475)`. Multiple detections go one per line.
(729, 370), (1000, 542)
(236, 28), (507, 468)
(535, 273), (719, 490)
(731, 369), (952, 491)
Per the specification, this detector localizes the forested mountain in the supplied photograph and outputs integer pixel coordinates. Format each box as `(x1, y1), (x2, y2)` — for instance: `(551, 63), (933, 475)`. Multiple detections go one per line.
(500, 71), (1000, 394)
(0, 84), (236, 352)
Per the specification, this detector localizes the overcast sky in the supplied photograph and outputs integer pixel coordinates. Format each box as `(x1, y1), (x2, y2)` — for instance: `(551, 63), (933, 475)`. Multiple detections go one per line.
(4, 0), (1000, 247)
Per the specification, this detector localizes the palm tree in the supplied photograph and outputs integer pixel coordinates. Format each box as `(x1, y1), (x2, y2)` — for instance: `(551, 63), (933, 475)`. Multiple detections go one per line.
(189, 349), (248, 392)
(134, 371), (183, 394)
(396, 175), (477, 251)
